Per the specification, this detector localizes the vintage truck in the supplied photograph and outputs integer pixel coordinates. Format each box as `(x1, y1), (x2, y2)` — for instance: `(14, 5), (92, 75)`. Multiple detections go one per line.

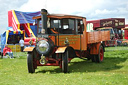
(87, 18), (125, 46)
(24, 9), (110, 73)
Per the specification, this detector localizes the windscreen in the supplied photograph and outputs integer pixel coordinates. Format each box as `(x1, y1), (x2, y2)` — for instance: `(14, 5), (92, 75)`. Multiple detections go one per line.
(37, 18), (83, 35)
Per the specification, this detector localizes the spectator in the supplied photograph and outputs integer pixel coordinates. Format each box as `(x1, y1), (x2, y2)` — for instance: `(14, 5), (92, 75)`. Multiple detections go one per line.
(3, 44), (14, 59)
(41, 29), (45, 34)
(19, 38), (24, 52)
(31, 33), (33, 37)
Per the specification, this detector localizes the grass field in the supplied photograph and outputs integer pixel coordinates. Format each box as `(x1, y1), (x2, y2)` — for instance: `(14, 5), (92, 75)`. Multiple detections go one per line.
(0, 47), (128, 85)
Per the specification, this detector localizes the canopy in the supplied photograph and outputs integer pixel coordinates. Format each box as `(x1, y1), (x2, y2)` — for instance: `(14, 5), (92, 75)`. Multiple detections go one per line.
(1, 27), (24, 53)
(8, 10), (41, 37)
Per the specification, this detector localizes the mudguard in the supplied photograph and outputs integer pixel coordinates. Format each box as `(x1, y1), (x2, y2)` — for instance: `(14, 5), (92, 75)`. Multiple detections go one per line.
(55, 47), (67, 53)
(55, 46), (76, 58)
(23, 47), (35, 52)
(90, 43), (101, 55)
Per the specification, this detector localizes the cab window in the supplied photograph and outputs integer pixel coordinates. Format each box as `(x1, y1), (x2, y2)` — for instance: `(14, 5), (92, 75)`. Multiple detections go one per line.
(51, 19), (61, 28)
(77, 20), (84, 34)
(62, 19), (75, 34)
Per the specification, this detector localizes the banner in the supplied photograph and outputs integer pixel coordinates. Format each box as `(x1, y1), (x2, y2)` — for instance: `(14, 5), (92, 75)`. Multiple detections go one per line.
(8, 45), (21, 52)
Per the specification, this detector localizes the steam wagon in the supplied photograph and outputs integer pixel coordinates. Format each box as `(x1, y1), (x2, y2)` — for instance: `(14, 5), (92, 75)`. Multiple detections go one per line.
(24, 9), (110, 73)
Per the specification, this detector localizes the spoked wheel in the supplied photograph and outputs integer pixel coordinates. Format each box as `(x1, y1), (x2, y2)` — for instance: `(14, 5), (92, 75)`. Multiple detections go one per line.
(95, 45), (104, 63)
(27, 52), (36, 73)
(62, 50), (69, 73)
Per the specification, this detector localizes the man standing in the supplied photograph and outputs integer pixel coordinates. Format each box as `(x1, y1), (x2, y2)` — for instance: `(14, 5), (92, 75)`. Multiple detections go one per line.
(19, 38), (24, 52)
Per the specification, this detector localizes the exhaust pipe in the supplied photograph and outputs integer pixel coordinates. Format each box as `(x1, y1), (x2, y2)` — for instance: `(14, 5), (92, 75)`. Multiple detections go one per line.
(41, 9), (48, 34)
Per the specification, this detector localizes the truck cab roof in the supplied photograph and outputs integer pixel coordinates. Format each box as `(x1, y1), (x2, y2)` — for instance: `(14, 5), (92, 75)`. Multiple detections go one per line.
(33, 14), (86, 20)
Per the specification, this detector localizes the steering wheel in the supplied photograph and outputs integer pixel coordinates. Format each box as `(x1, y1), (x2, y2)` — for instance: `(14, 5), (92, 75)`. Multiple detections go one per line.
(50, 28), (59, 34)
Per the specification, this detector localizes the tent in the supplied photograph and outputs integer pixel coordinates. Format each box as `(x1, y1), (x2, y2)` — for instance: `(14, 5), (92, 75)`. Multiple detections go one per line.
(1, 27), (24, 53)
(1, 10), (41, 52)
(8, 10), (41, 38)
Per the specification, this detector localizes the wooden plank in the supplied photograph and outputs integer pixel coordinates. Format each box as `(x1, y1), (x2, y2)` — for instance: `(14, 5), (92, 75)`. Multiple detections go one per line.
(87, 31), (110, 44)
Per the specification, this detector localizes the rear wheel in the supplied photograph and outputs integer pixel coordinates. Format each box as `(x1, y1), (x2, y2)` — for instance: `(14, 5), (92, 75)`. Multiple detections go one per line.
(95, 45), (104, 63)
(27, 52), (36, 73)
(91, 55), (96, 62)
(62, 50), (68, 73)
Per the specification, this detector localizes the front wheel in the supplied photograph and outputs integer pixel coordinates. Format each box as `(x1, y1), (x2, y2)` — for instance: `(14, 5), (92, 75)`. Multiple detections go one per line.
(27, 53), (35, 73)
(95, 45), (104, 63)
(62, 50), (68, 73)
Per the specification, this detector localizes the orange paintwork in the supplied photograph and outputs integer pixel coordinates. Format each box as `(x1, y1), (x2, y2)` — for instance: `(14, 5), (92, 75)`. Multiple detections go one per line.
(33, 14), (84, 20)
(56, 35), (81, 50)
(48, 18), (110, 52)
(122, 40), (128, 45)
(90, 43), (101, 55)
(50, 28), (59, 34)
(81, 18), (87, 50)
(49, 36), (55, 45)
(49, 18), (87, 51)
(33, 14), (110, 54)
(23, 47), (35, 52)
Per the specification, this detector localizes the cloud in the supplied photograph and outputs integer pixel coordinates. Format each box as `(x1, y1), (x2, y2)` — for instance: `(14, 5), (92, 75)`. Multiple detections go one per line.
(1, 0), (128, 34)
(0, 0), (28, 34)
(18, 0), (128, 20)
(18, 0), (104, 14)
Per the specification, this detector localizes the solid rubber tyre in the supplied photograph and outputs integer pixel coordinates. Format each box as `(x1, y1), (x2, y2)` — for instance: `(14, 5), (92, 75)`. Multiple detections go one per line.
(95, 45), (104, 63)
(91, 55), (96, 62)
(62, 50), (68, 73)
(27, 53), (35, 73)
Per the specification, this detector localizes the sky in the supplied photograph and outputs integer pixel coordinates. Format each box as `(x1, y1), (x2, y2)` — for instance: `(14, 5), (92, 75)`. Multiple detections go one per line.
(0, 0), (128, 34)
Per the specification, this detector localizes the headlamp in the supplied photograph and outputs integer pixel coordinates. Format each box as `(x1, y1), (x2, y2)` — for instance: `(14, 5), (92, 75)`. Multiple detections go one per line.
(36, 40), (49, 53)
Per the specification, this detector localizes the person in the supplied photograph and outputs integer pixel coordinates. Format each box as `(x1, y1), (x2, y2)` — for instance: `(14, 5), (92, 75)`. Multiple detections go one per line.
(78, 22), (83, 34)
(31, 33), (33, 37)
(3, 44), (14, 59)
(19, 38), (24, 52)
(41, 29), (45, 34)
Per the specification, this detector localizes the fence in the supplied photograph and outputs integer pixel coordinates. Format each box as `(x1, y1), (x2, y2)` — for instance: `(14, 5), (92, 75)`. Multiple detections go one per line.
(8, 44), (21, 57)
(105, 39), (128, 51)
(1, 42), (128, 58)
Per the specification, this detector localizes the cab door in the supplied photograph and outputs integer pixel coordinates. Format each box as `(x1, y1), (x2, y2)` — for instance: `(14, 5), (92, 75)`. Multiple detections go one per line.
(56, 19), (81, 50)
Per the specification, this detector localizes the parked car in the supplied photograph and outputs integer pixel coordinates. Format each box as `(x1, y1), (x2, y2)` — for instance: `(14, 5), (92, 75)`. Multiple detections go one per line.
(122, 40), (128, 46)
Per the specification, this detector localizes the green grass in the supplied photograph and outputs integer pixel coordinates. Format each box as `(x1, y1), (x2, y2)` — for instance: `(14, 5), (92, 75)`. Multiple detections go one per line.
(0, 47), (128, 85)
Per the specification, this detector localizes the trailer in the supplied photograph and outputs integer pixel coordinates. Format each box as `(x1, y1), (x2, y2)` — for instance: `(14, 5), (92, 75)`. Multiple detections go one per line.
(124, 24), (128, 39)
(87, 18), (125, 46)
(24, 9), (110, 73)
(122, 24), (128, 45)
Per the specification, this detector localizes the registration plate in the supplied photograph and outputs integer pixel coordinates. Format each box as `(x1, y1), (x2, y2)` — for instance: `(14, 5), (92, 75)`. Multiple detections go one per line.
(37, 34), (48, 38)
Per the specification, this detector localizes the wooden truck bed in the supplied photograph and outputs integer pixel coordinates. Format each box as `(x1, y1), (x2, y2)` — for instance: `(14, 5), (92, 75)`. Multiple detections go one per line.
(87, 31), (110, 44)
